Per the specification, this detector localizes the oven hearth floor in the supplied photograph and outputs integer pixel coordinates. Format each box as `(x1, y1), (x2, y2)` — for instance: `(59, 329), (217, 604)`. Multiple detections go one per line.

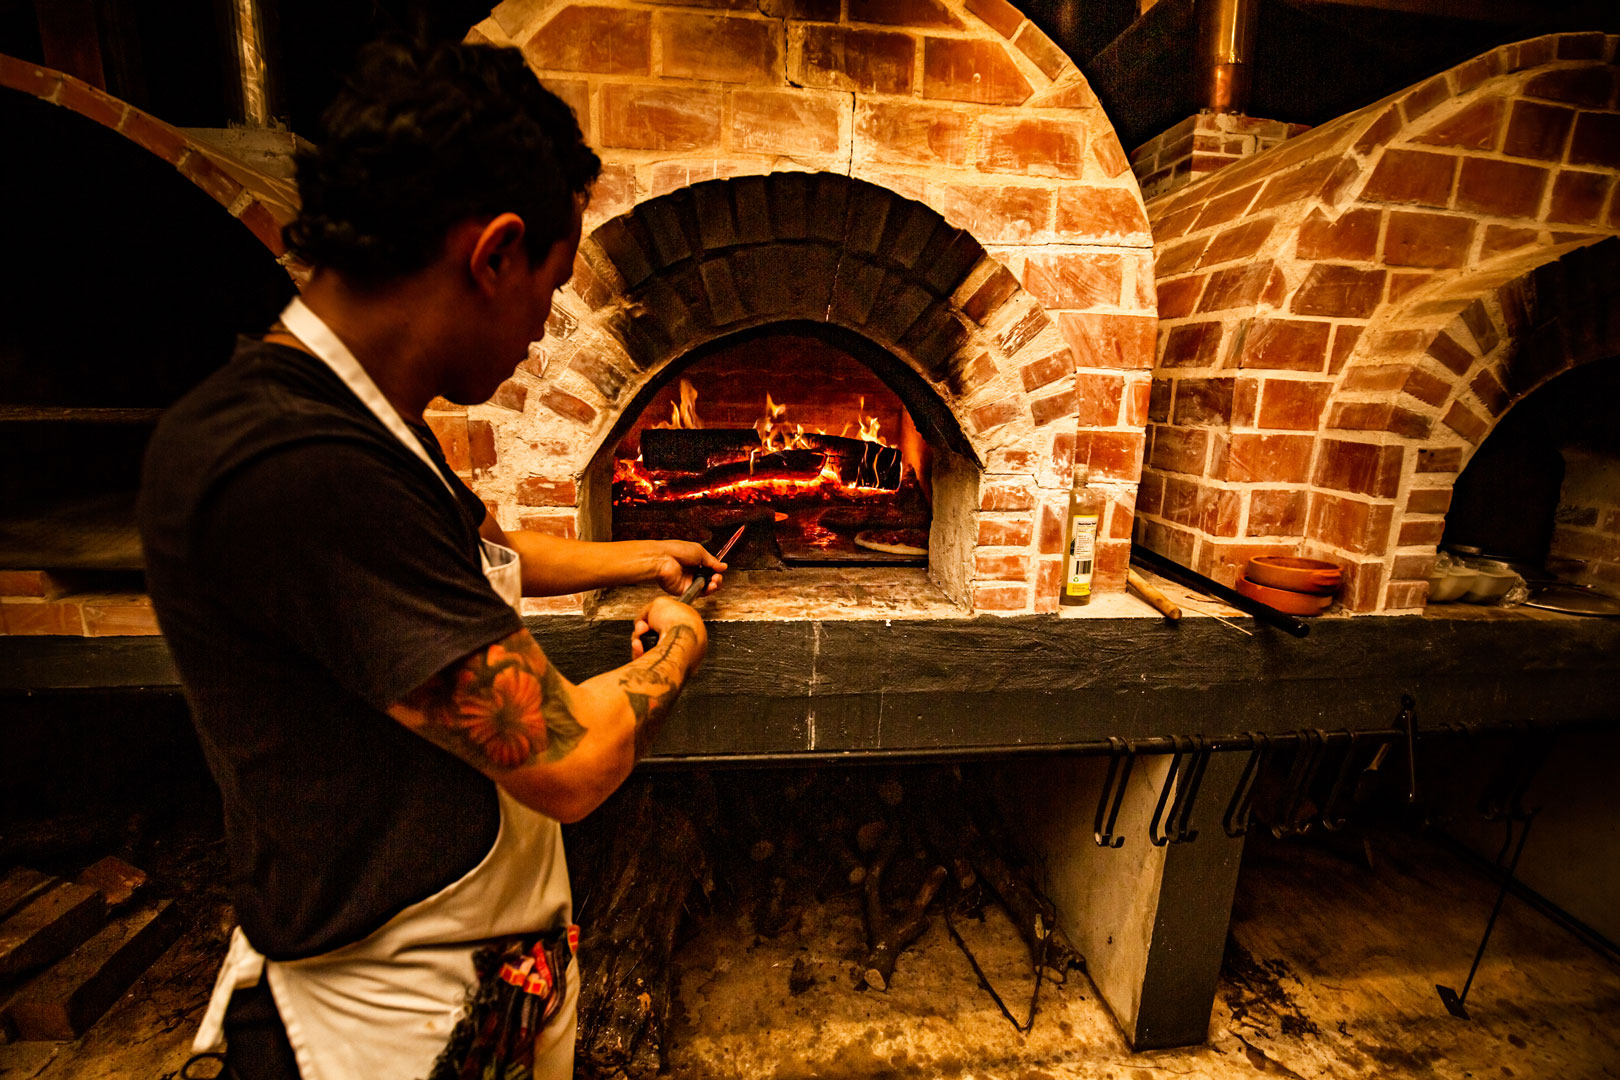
(5, 824), (1613, 1079)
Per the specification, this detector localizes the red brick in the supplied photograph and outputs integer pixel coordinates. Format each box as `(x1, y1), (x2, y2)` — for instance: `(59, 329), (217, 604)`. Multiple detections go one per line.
(1442, 400), (1488, 442)
(1405, 486), (1452, 516)
(978, 515), (1033, 546)
(1148, 278), (1200, 322)
(1569, 112), (1620, 169)
(1481, 225), (1539, 258)
(654, 12), (780, 81)
(1161, 321), (1223, 368)
(1425, 330), (1475, 375)
(1199, 217), (1275, 268)
(1034, 558), (1063, 612)
(1031, 387), (1077, 426)
(525, 5), (651, 74)
(1384, 272), (1434, 304)
(424, 414), (470, 471)
(1224, 433), (1314, 483)
(235, 200), (287, 255)
(1398, 518), (1446, 547)
(1196, 540), (1301, 588)
(1073, 431), (1144, 481)
(56, 76), (125, 128)
(1307, 493), (1394, 556)
(1019, 348), (1072, 392)
(517, 477), (578, 507)
(1296, 208), (1378, 262)
(942, 183), (1051, 243)
(970, 399), (1021, 434)
(1502, 100), (1575, 160)
(1381, 211), (1475, 269)
(1315, 439), (1403, 498)
(1290, 264), (1385, 318)
(1140, 519), (1198, 566)
(1233, 377), (1259, 425)
(1055, 187), (1148, 242)
(856, 101), (969, 167)
(1256, 379), (1331, 430)
(1023, 253), (1122, 309)
(1411, 97), (1505, 151)
(978, 116), (1087, 178)
(1327, 326), (1362, 375)
(1093, 132), (1132, 178)
(1238, 318), (1332, 372)
(540, 388), (597, 426)
(1172, 377), (1234, 426)
(731, 89), (842, 156)
(1251, 156), (1346, 211)
(468, 420), (497, 472)
(1056, 313), (1156, 370)
(1455, 157), (1550, 219)
(1014, 23), (1068, 79)
(1471, 368), (1509, 415)
(797, 25), (914, 95)
(1200, 488), (1243, 537)
(601, 84), (722, 151)
(178, 152), (244, 207)
(1156, 238), (1208, 278)
(1543, 169), (1612, 225)
(1191, 182), (1265, 231)
(1361, 149), (1457, 207)
(1247, 488), (1307, 536)
(849, 0), (962, 28)
(1392, 553), (1440, 582)
(517, 513), (577, 539)
(1401, 366), (1451, 407)
(1197, 261), (1273, 313)
(1149, 426), (1210, 475)
(1555, 31), (1607, 59)
(1152, 205), (1202, 242)
(1525, 66), (1616, 108)
(966, 0), (1023, 36)
(980, 481), (1037, 512)
(922, 36), (1031, 106)
(976, 552), (1032, 580)
(1038, 502), (1065, 554)
(1126, 376), (1152, 425)
(1401, 75), (1452, 123)
(961, 265), (1019, 324)
(1452, 51), (1504, 94)
(1354, 106), (1402, 155)
(974, 584), (1031, 611)
(1074, 372), (1125, 426)
(1417, 446), (1462, 474)
(81, 598), (161, 636)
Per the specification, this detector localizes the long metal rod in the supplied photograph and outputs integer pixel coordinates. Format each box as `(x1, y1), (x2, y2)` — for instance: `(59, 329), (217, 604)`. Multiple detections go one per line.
(1131, 547), (1310, 638)
(640, 718), (1604, 768)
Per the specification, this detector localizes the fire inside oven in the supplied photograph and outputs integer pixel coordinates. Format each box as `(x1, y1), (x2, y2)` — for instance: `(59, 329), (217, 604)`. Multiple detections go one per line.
(611, 331), (932, 569)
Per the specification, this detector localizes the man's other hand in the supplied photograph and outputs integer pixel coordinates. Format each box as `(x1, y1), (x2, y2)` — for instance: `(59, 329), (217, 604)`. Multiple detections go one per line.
(630, 595), (708, 664)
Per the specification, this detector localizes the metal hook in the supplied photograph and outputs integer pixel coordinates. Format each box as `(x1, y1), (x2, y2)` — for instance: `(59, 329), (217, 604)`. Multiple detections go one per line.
(1093, 737), (1136, 848)
(1148, 740), (1187, 847)
(1223, 732), (1270, 838)
(1167, 735), (1211, 843)
(1400, 694), (1419, 804)
(1272, 729), (1329, 839)
(1320, 731), (1363, 832)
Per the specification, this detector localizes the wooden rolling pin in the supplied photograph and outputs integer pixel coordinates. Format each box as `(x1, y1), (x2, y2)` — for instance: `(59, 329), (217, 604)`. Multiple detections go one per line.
(1127, 568), (1182, 621)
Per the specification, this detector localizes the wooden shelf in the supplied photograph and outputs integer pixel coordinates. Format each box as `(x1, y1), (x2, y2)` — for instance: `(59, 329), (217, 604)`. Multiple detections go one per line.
(0, 493), (143, 572)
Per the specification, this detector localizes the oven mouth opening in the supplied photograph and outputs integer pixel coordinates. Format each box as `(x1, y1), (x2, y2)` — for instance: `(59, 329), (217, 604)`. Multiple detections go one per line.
(583, 321), (980, 619)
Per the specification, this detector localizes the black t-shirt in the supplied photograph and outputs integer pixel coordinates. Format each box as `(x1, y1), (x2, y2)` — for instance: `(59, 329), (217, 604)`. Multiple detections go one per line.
(138, 338), (521, 959)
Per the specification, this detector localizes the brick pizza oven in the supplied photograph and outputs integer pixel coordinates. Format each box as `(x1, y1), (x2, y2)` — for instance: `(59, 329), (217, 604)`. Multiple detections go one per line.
(429, 0), (1159, 618)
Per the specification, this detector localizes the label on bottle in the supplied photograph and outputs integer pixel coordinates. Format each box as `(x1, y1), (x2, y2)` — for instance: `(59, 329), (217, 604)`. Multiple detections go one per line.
(1065, 514), (1099, 596)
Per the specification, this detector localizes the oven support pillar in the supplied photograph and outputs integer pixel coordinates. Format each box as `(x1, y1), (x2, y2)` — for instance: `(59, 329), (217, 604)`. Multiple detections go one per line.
(993, 751), (1247, 1050)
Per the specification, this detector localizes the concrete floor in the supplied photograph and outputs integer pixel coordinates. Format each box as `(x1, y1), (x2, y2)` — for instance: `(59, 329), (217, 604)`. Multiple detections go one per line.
(3, 825), (1616, 1079)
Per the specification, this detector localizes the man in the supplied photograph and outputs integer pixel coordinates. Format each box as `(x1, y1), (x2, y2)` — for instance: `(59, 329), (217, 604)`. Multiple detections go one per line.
(138, 38), (721, 1080)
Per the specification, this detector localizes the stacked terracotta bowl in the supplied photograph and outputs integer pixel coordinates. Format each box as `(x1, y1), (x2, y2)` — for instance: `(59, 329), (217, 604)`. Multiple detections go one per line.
(1236, 556), (1343, 616)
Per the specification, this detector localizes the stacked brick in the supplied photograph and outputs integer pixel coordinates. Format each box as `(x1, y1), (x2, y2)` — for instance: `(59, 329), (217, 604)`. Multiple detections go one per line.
(0, 55), (301, 269)
(1129, 113), (1310, 201)
(450, 0), (1157, 614)
(1138, 33), (1620, 612)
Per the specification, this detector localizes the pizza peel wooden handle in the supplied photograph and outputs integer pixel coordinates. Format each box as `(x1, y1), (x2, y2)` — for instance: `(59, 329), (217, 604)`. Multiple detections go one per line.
(1127, 568), (1182, 621)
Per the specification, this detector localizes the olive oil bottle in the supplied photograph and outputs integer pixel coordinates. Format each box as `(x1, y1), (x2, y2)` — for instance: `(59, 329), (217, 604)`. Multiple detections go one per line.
(1061, 465), (1103, 607)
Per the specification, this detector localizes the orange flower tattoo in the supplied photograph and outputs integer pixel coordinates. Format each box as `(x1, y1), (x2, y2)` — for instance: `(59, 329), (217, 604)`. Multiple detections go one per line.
(454, 663), (545, 768)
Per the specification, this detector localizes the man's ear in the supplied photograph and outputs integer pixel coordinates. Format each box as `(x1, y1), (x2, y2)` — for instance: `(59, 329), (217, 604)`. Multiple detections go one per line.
(468, 213), (527, 295)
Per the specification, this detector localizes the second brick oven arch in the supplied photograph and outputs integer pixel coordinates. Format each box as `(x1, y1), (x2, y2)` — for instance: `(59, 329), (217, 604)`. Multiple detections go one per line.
(490, 173), (1122, 615)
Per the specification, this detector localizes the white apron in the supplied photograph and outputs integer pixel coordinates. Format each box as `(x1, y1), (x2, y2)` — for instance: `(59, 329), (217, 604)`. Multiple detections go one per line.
(191, 298), (576, 1079)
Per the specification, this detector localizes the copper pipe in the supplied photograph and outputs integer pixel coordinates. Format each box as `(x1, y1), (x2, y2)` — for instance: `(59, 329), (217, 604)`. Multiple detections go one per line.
(232, 0), (271, 126)
(1197, 0), (1257, 114)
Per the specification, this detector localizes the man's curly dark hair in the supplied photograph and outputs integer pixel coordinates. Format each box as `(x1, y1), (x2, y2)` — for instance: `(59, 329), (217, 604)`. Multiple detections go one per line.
(286, 38), (601, 282)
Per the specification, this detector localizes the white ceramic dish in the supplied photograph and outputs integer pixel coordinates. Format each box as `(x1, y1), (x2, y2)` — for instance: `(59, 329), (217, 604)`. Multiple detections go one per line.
(1426, 567), (1477, 603)
(1463, 567), (1519, 603)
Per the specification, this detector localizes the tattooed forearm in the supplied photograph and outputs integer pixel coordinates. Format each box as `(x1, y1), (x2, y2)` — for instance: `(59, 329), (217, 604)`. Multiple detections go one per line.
(620, 624), (696, 756)
(398, 630), (585, 772)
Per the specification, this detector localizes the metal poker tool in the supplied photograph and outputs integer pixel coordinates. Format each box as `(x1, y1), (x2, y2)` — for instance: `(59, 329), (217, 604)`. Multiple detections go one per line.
(639, 524), (745, 653)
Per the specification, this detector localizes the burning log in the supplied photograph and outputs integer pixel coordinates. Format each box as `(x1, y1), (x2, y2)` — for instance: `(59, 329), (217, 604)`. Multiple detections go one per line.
(662, 449), (827, 495)
(641, 428), (902, 490)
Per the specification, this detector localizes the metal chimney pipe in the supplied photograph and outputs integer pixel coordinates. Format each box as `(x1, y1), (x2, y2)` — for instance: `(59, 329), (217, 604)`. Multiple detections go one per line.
(1197, 0), (1257, 114)
(231, 0), (272, 126)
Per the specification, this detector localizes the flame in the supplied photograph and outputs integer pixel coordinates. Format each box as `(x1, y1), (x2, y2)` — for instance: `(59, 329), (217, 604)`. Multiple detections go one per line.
(656, 379), (703, 430)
